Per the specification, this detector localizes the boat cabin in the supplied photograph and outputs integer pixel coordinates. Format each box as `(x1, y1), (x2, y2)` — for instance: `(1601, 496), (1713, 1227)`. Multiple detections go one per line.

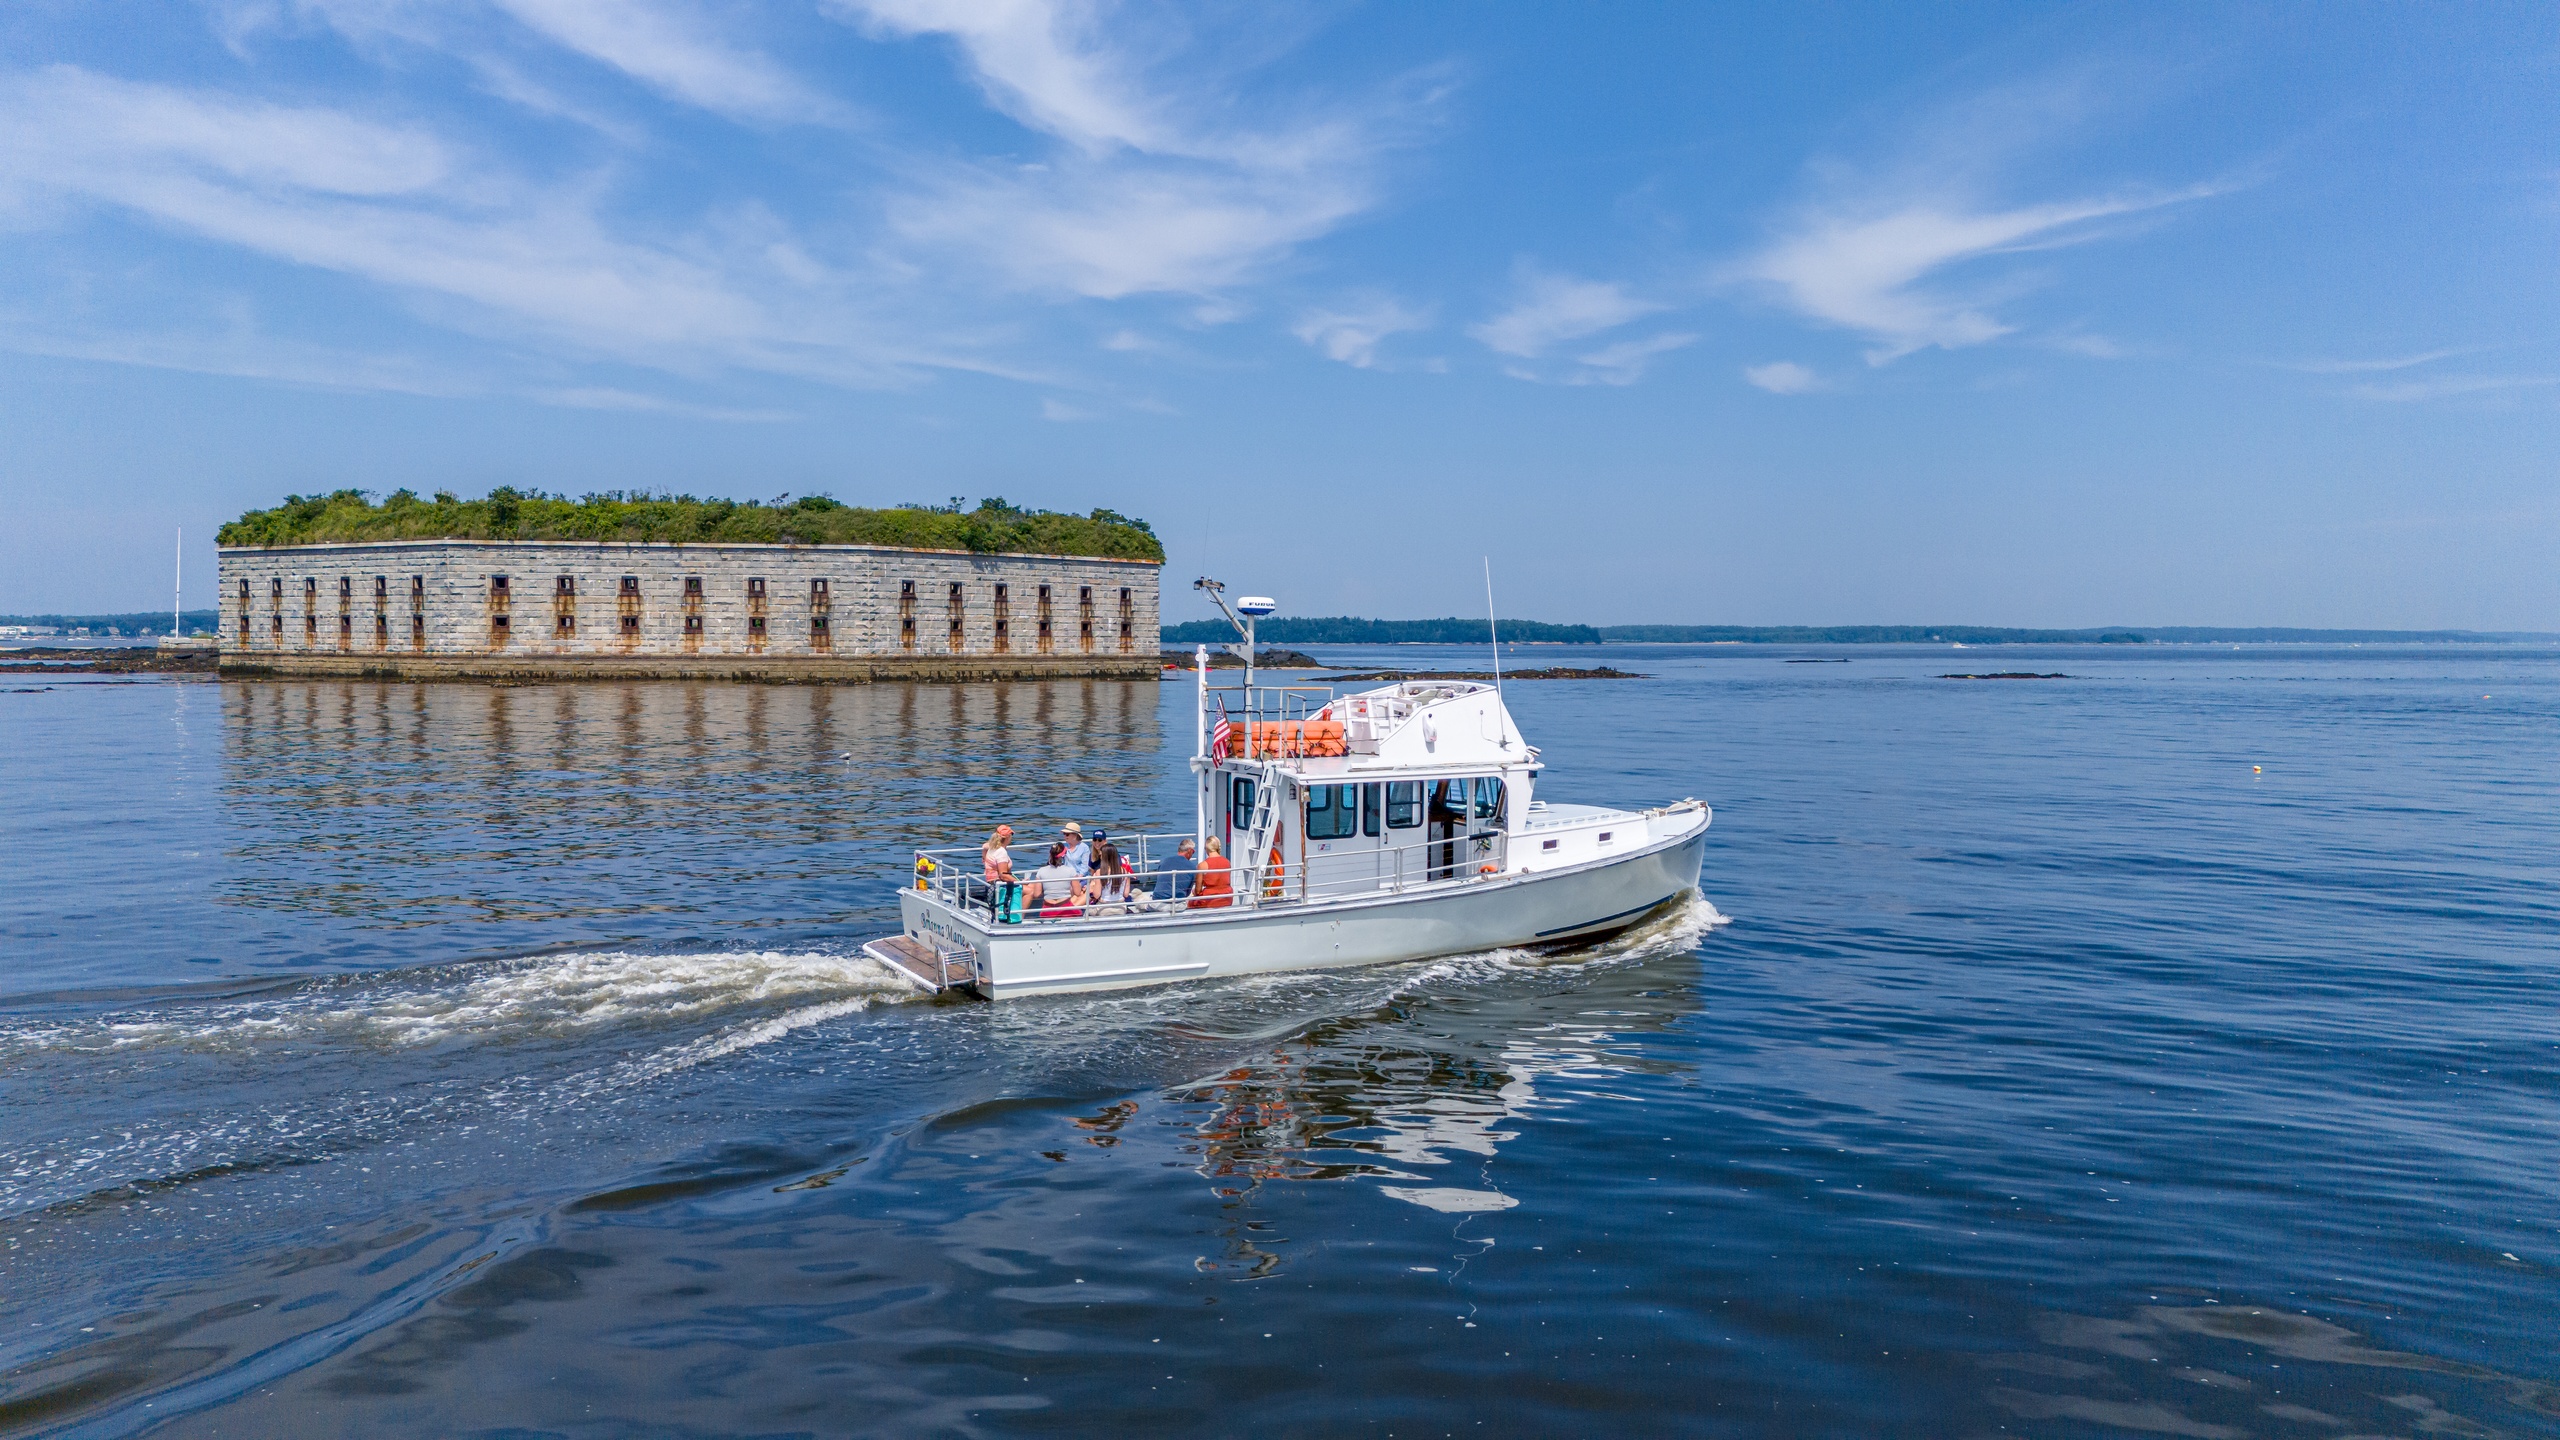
(1198, 672), (1545, 904)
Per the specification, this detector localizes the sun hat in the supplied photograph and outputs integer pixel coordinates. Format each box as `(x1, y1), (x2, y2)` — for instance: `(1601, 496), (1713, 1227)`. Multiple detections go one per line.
(1061, 821), (1083, 835)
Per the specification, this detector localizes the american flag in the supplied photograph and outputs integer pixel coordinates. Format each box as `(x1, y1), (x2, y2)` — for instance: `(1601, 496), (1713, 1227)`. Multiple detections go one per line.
(1209, 716), (1235, 760)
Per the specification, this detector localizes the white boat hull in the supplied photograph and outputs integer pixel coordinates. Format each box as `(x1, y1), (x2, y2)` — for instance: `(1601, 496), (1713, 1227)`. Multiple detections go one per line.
(893, 804), (1710, 999)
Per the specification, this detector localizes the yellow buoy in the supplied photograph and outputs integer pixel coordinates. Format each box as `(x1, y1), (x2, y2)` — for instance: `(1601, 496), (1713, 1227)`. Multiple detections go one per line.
(2252, 765), (2262, 774)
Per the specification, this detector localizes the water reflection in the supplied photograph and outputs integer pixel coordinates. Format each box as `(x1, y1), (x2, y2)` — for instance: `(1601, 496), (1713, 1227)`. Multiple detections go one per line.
(1993, 1302), (2560, 1436)
(214, 678), (1165, 936)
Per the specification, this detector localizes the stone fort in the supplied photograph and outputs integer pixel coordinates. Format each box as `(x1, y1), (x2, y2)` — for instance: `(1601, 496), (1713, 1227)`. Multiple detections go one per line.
(216, 539), (1161, 680)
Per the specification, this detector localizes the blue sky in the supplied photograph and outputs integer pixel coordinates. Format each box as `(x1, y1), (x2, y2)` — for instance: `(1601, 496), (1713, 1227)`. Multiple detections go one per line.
(2, 2), (2555, 628)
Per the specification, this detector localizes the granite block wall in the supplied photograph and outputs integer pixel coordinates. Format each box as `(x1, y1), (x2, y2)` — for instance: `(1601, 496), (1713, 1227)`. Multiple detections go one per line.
(216, 540), (1160, 679)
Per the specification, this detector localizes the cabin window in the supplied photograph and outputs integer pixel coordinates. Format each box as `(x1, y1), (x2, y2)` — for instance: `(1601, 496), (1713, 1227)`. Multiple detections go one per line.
(1471, 777), (1506, 822)
(1306, 784), (1360, 840)
(1384, 781), (1422, 829)
(1598, 831), (1612, 844)
(1230, 775), (1257, 826)
(1362, 783), (1384, 837)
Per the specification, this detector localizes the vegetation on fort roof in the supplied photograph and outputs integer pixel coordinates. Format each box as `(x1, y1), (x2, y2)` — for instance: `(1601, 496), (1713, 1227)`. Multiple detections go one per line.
(218, 490), (1164, 562)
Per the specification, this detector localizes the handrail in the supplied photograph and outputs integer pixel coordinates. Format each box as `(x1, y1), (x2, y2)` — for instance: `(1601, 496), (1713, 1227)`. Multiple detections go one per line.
(914, 824), (1511, 925)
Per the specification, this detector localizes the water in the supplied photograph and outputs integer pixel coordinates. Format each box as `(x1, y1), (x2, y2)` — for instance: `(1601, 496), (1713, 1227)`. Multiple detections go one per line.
(3, 645), (2555, 1437)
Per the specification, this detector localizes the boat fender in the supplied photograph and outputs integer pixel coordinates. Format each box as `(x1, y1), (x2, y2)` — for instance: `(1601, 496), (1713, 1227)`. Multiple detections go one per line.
(1422, 713), (1437, 749)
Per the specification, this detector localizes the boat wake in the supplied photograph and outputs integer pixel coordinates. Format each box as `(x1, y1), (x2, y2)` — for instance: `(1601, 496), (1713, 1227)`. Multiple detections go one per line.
(0, 949), (914, 1220)
(0, 948), (914, 1060)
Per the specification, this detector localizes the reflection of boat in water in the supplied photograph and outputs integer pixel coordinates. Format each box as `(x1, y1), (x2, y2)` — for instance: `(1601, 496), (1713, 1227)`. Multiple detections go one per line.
(867, 586), (1713, 1000)
(1136, 915), (1714, 1250)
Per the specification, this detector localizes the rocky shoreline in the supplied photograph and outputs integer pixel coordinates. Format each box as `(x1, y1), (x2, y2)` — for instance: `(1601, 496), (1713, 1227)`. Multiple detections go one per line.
(1, 647), (217, 675)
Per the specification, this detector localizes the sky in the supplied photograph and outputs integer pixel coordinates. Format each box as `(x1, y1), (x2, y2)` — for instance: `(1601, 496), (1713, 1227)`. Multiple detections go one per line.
(2, 2), (2556, 629)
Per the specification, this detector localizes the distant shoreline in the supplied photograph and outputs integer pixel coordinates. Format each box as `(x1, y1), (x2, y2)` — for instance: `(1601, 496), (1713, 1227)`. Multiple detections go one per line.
(1161, 619), (2558, 646)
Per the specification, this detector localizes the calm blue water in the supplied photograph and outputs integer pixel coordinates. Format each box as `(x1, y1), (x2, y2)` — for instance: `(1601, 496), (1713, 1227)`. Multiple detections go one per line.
(3, 645), (2555, 1437)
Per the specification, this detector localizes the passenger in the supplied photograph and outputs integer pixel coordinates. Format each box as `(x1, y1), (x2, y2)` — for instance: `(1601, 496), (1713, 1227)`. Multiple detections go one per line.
(1154, 839), (1198, 903)
(1029, 843), (1082, 919)
(1189, 837), (1234, 909)
(981, 825), (1019, 923)
(1060, 821), (1093, 879)
(1087, 841), (1135, 916)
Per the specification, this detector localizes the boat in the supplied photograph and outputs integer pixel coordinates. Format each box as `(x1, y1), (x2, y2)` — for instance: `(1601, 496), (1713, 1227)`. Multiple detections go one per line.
(860, 583), (1712, 999)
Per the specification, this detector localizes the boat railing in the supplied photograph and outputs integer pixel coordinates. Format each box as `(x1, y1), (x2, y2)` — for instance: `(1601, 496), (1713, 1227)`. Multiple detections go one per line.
(1199, 682), (1340, 731)
(911, 825), (1512, 925)
(910, 830), (1200, 917)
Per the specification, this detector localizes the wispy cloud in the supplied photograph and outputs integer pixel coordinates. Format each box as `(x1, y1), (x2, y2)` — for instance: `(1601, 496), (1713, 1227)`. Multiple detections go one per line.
(1732, 66), (2226, 365)
(1742, 191), (2204, 363)
(2281, 349), (2466, 375)
(1468, 264), (1659, 359)
(0, 65), (989, 391)
(845, 0), (1429, 299)
(2350, 374), (2560, 403)
(1567, 332), (1694, 386)
(266, 0), (844, 126)
(1743, 360), (1823, 394)
(531, 386), (797, 421)
(1293, 296), (1431, 368)
(1040, 396), (1095, 420)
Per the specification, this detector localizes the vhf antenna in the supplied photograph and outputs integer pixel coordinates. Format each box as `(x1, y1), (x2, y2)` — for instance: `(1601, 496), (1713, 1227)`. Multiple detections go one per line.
(1484, 557), (1509, 748)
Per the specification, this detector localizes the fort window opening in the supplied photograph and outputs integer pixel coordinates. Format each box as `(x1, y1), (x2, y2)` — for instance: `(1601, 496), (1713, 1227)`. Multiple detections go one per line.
(556, 576), (574, 596)
(490, 575), (510, 598)
(270, 578), (283, 605)
(374, 575), (387, 598)
(620, 613), (640, 634)
(993, 583), (1010, 653)
(947, 582), (964, 651)
(683, 576), (703, 597)
(1078, 585), (1094, 651)
(748, 577), (766, 598)
(899, 580), (917, 650)
(684, 614), (702, 633)
(1036, 584), (1053, 654)
(748, 615), (767, 635)
(410, 575), (424, 601)
(237, 578), (250, 601)
(411, 615), (425, 648)
(620, 576), (638, 595)
(1118, 587), (1134, 652)
(339, 576), (352, 598)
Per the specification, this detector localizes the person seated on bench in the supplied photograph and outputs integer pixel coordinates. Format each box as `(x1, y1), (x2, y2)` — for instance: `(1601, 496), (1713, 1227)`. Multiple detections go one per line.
(1154, 838), (1198, 904)
(1189, 837), (1234, 909)
(1029, 843), (1083, 919)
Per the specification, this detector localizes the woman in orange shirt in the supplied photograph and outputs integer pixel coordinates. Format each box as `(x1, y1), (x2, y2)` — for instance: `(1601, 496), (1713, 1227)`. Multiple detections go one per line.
(1188, 837), (1234, 909)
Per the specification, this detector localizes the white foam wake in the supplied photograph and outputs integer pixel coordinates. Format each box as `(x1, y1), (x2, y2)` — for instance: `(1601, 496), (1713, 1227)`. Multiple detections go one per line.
(6, 949), (915, 1058)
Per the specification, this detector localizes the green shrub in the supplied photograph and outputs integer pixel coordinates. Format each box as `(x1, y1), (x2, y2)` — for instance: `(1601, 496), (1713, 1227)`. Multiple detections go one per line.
(217, 489), (1163, 562)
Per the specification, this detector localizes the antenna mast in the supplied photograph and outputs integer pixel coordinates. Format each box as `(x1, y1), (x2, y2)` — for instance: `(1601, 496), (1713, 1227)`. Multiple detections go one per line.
(174, 528), (182, 639)
(1484, 557), (1507, 747)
